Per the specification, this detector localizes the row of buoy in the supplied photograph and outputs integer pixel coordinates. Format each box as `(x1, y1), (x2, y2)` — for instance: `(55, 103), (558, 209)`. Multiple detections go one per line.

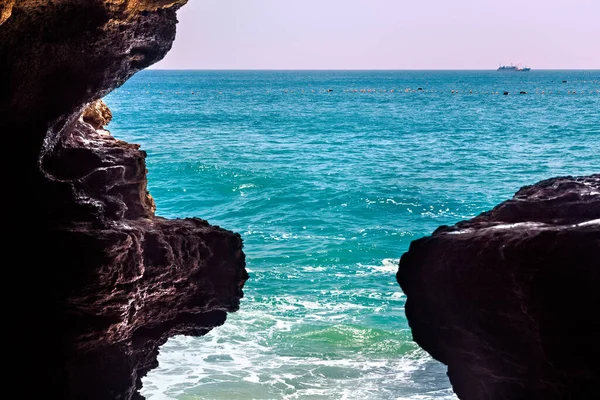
(558, 80), (600, 84)
(123, 89), (600, 95)
(141, 80), (600, 86)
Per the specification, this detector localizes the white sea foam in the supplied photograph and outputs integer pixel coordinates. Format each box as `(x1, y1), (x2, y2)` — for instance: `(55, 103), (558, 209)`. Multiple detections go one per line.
(141, 301), (453, 400)
(301, 266), (327, 272)
(142, 334), (455, 400)
(360, 258), (399, 274)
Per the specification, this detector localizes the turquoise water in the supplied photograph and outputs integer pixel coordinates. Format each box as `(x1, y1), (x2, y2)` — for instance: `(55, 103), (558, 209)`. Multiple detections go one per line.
(105, 70), (600, 400)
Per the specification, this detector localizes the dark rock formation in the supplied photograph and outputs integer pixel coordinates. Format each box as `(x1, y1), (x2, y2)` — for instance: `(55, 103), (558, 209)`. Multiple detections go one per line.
(1, 1), (247, 399)
(398, 175), (600, 400)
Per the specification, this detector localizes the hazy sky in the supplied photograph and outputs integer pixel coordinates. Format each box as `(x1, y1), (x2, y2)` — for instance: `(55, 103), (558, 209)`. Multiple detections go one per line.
(153, 0), (600, 69)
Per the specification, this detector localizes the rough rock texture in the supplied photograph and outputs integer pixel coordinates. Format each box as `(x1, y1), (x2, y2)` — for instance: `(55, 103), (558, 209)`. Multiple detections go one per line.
(82, 99), (113, 130)
(398, 175), (600, 400)
(1, 1), (247, 399)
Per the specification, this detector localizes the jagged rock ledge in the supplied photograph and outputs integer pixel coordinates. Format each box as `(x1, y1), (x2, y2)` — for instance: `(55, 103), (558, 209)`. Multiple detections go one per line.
(1, 1), (247, 399)
(398, 174), (600, 399)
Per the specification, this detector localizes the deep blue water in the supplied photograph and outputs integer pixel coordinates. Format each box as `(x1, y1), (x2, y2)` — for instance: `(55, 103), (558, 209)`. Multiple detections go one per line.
(105, 70), (600, 400)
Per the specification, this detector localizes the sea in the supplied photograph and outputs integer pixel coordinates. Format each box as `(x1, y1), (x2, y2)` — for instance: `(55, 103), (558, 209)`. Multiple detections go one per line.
(104, 70), (600, 400)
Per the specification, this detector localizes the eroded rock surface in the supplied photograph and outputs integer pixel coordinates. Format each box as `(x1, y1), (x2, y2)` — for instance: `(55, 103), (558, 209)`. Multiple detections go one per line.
(82, 99), (113, 130)
(1, 1), (247, 399)
(398, 175), (600, 400)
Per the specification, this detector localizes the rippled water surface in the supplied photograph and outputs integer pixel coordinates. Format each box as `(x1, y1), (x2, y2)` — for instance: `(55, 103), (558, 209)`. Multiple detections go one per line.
(105, 70), (600, 399)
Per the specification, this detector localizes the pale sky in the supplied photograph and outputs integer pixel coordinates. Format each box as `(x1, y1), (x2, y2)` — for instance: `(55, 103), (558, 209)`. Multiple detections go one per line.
(153, 0), (600, 69)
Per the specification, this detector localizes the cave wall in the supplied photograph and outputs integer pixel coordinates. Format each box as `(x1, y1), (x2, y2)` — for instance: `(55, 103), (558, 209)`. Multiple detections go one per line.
(0, 1), (247, 399)
(398, 175), (600, 399)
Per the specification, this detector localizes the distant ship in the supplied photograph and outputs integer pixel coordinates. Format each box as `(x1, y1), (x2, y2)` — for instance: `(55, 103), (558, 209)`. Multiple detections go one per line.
(498, 63), (531, 72)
